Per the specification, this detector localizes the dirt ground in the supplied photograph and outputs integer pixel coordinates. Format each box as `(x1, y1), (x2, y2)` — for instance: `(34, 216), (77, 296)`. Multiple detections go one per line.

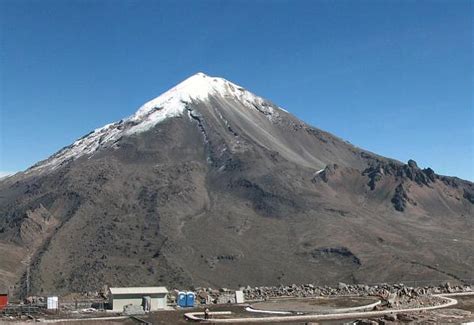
(2, 295), (472, 324)
(454, 295), (474, 313)
(0, 240), (27, 293)
(141, 305), (352, 325)
(251, 296), (378, 313)
(139, 296), (474, 324)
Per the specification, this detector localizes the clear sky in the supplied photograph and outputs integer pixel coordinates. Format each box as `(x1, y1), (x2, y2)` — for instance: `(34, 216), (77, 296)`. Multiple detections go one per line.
(0, 0), (472, 180)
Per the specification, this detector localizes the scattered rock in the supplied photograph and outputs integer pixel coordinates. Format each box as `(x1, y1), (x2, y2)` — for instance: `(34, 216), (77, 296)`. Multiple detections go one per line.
(396, 312), (418, 321)
(240, 282), (471, 303)
(338, 282), (348, 290)
(317, 164), (338, 183)
(384, 313), (397, 321)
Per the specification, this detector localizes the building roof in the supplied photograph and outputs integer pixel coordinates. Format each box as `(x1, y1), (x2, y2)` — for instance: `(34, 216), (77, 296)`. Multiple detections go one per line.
(109, 287), (168, 295)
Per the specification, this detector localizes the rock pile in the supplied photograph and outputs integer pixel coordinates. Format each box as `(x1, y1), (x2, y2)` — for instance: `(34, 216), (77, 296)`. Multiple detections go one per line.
(242, 282), (471, 301)
(185, 282), (471, 309)
(175, 287), (228, 305)
(356, 308), (473, 324)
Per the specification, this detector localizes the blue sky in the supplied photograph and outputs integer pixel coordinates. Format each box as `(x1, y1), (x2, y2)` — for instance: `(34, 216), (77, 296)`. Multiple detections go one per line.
(0, 0), (472, 180)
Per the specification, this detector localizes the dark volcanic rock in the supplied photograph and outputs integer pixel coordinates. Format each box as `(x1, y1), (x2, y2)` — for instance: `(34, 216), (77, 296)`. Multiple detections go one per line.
(391, 183), (415, 212)
(363, 165), (384, 190)
(423, 167), (436, 182)
(316, 164), (339, 183)
(228, 178), (301, 218)
(310, 247), (361, 266)
(363, 159), (439, 190)
(407, 159), (418, 168)
(463, 189), (474, 204)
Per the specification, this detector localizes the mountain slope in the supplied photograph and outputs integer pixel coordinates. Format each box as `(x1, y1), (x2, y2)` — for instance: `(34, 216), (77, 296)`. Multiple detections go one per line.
(0, 73), (472, 295)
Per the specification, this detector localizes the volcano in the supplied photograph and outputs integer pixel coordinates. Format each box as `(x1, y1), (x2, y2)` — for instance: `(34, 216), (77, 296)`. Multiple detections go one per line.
(0, 73), (472, 295)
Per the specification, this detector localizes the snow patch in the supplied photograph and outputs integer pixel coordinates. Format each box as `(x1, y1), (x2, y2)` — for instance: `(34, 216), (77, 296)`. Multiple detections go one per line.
(315, 167), (326, 175)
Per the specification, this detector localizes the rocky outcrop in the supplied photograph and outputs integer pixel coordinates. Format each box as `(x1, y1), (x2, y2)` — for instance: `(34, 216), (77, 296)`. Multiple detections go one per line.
(391, 183), (416, 212)
(309, 247), (361, 266)
(363, 165), (384, 190)
(363, 159), (437, 190)
(463, 189), (474, 204)
(313, 164), (339, 183)
(19, 204), (58, 247)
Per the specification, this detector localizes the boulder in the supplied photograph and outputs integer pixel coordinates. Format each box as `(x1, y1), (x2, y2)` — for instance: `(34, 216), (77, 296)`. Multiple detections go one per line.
(338, 282), (348, 290)
(384, 313), (397, 321)
(407, 159), (418, 168)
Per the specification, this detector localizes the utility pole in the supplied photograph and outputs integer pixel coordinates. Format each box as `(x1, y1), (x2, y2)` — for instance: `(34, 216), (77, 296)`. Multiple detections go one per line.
(26, 255), (30, 297)
(21, 253), (31, 299)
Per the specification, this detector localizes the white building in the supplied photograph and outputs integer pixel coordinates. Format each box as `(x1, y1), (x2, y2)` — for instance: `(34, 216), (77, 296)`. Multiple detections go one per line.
(109, 287), (168, 312)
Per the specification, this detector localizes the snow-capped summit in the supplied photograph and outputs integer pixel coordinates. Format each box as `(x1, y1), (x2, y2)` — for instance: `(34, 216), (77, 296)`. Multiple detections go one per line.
(129, 72), (263, 130)
(132, 72), (224, 122)
(29, 73), (286, 172)
(131, 72), (279, 124)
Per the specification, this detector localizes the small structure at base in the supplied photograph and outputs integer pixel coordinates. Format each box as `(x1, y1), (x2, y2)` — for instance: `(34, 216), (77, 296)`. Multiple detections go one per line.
(109, 287), (168, 312)
(177, 291), (187, 307)
(47, 296), (59, 310)
(186, 292), (196, 307)
(0, 293), (8, 310)
(235, 290), (245, 304)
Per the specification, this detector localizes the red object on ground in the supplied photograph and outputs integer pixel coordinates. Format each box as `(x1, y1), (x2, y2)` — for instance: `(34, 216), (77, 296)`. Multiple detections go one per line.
(0, 294), (8, 309)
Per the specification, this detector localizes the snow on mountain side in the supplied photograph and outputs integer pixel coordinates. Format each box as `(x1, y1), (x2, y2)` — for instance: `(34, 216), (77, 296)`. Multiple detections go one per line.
(29, 73), (286, 173)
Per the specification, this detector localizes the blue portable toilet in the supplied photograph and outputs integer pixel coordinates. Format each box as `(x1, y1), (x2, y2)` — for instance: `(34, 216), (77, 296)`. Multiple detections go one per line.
(177, 291), (187, 307)
(186, 291), (195, 307)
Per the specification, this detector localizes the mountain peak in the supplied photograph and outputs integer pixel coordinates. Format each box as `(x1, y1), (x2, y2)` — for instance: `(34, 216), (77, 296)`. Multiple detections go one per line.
(28, 73), (285, 173)
(192, 71), (211, 78)
(133, 72), (233, 120)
